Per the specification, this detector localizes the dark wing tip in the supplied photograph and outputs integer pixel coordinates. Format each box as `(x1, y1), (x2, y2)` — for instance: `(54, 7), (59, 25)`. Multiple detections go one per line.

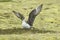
(40, 4), (43, 7)
(34, 4), (43, 15)
(39, 4), (43, 9)
(37, 4), (43, 10)
(12, 10), (17, 14)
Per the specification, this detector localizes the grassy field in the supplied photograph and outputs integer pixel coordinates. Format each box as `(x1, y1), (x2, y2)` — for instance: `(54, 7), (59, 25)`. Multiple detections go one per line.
(0, 0), (60, 40)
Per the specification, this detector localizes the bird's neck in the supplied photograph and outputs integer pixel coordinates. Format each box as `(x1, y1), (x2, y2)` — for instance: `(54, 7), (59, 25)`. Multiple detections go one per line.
(22, 19), (31, 29)
(22, 19), (27, 24)
(22, 19), (26, 22)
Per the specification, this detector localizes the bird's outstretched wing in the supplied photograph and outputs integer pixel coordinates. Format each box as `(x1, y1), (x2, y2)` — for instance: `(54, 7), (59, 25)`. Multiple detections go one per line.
(27, 4), (43, 26)
(12, 11), (25, 20)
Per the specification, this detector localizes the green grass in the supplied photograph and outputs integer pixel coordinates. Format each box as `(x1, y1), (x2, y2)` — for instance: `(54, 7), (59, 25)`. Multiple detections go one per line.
(0, 0), (60, 40)
(0, 0), (12, 2)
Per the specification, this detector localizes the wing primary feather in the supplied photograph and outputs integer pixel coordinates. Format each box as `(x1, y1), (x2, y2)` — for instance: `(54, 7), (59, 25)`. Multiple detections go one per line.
(12, 11), (25, 20)
(27, 4), (43, 26)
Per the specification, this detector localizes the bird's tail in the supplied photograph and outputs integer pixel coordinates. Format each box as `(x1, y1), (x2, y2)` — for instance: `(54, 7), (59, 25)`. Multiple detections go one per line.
(12, 11), (25, 20)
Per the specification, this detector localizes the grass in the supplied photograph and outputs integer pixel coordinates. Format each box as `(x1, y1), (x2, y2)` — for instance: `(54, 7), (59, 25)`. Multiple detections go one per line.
(0, 0), (60, 40)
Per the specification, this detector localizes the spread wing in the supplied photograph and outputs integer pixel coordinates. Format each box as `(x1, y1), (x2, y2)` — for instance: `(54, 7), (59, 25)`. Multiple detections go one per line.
(12, 11), (25, 20)
(27, 4), (43, 26)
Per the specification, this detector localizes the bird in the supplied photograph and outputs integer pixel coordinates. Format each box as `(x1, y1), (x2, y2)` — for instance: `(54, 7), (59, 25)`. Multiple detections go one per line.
(12, 4), (43, 29)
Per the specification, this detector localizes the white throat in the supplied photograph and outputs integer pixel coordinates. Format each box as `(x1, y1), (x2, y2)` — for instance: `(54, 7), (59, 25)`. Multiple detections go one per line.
(22, 20), (31, 29)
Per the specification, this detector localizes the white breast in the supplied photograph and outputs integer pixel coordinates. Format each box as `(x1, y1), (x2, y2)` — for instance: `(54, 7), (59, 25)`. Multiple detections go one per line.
(22, 20), (31, 29)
